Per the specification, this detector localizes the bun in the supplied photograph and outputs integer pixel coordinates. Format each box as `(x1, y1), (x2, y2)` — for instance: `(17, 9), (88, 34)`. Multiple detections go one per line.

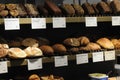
(28, 74), (40, 80)
(39, 45), (54, 55)
(63, 38), (80, 47)
(77, 36), (90, 46)
(24, 47), (43, 57)
(52, 44), (67, 53)
(96, 38), (114, 49)
(8, 48), (27, 58)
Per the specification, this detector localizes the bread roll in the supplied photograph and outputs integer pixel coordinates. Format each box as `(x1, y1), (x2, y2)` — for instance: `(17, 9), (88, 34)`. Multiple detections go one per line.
(24, 47), (43, 57)
(52, 44), (67, 53)
(77, 36), (90, 46)
(96, 38), (114, 49)
(8, 48), (27, 58)
(0, 10), (9, 17)
(28, 74), (40, 80)
(0, 4), (5, 11)
(9, 10), (19, 17)
(63, 38), (80, 47)
(39, 45), (54, 55)
(22, 38), (39, 47)
(6, 4), (17, 10)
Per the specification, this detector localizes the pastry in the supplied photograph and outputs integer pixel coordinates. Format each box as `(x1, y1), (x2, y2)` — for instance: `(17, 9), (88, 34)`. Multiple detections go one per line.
(28, 74), (40, 80)
(8, 48), (27, 58)
(22, 38), (39, 47)
(77, 36), (90, 46)
(96, 38), (114, 49)
(52, 44), (67, 53)
(39, 45), (54, 55)
(63, 38), (80, 47)
(24, 46), (43, 57)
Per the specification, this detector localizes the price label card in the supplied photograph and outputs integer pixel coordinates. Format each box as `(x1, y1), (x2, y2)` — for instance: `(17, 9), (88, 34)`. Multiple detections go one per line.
(31, 18), (46, 29)
(53, 17), (66, 28)
(76, 53), (88, 64)
(54, 56), (68, 67)
(0, 61), (8, 74)
(4, 18), (20, 30)
(104, 50), (115, 61)
(27, 58), (42, 70)
(112, 16), (120, 26)
(85, 17), (97, 27)
(92, 52), (104, 62)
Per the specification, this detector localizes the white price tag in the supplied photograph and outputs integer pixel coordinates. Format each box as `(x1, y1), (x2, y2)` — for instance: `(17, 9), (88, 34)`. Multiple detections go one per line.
(85, 17), (97, 27)
(76, 53), (88, 64)
(53, 17), (66, 28)
(104, 50), (115, 61)
(92, 52), (104, 62)
(31, 18), (46, 29)
(4, 18), (20, 30)
(112, 16), (120, 26)
(54, 56), (68, 67)
(27, 58), (42, 70)
(0, 61), (8, 74)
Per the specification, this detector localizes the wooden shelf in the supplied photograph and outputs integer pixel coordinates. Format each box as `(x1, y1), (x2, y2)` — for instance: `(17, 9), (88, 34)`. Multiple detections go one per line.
(0, 16), (112, 24)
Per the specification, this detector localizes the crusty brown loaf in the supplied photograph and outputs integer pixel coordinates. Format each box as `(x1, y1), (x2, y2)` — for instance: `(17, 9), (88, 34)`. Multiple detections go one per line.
(96, 37), (114, 49)
(63, 38), (80, 47)
(52, 44), (67, 53)
(45, 0), (62, 15)
(28, 74), (40, 80)
(92, 4), (99, 14)
(82, 2), (95, 15)
(69, 47), (79, 52)
(111, 39), (120, 49)
(39, 45), (54, 55)
(72, 4), (84, 15)
(60, 4), (75, 16)
(0, 10), (9, 17)
(97, 1), (111, 14)
(77, 36), (90, 46)
(24, 4), (39, 16)
(0, 4), (5, 11)
(110, 0), (120, 14)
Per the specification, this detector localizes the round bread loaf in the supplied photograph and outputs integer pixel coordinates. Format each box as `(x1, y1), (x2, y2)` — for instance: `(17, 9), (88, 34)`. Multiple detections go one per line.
(39, 45), (54, 55)
(52, 44), (67, 53)
(77, 36), (90, 46)
(0, 10), (9, 17)
(63, 38), (80, 47)
(37, 37), (50, 46)
(28, 74), (40, 80)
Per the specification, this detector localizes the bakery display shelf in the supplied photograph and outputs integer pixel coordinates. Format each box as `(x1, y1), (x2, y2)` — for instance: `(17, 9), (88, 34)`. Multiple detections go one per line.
(0, 16), (112, 24)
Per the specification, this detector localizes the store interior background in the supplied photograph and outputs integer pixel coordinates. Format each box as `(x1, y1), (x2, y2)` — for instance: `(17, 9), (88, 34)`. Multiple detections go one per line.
(0, 0), (120, 80)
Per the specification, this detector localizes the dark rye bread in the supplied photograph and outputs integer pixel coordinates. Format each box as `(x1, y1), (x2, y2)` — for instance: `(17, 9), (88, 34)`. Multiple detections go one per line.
(44, 0), (62, 16)
(82, 2), (95, 15)
(71, 4), (84, 15)
(96, 1), (111, 14)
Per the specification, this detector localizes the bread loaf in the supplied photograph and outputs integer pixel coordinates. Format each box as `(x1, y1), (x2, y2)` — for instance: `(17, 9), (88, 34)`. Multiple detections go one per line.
(28, 74), (40, 80)
(6, 4), (17, 10)
(52, 44), (67, 53)
(97, 1), (111, 14)
(72, 4), (84, 15)
(0, 4), (5, 11)
(60, 4), (75, 16)
(39, 45), (54, 55)
(92, 4), (99, 14)
(45, 0), (62, 15)
(37, 37), (50, 46)
(16, 4), (27, 16)
(8, 48), (27, 58)
(24, 4), (39, 16)
(82, 2), (95, 15)
(63, 38), (80, 47)
(0, 10), (9, 17)
(111, 39), (120, 49)
(96, 38), (114, 49)
(0, 44), (9, 58)
(37, 5), (49, 16)
(77, 36), (90, 46)
(9, 10), (19, 17)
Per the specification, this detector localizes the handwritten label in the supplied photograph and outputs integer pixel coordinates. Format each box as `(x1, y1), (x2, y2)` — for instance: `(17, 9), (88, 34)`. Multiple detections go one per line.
(54, 56), (68, 67)
(76, 54), (88, 64)
(53, 17), (66, 28)
(31, 18), (46, 29)
(104, 50), (115, 61)
(0, 61), (8, 74)
(85, 17), (97, 27)
(92, 52), (104, 62)
(27, 58), (42, 70)
(112, 16), (120, 26)
(4, 18), (20, 30)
